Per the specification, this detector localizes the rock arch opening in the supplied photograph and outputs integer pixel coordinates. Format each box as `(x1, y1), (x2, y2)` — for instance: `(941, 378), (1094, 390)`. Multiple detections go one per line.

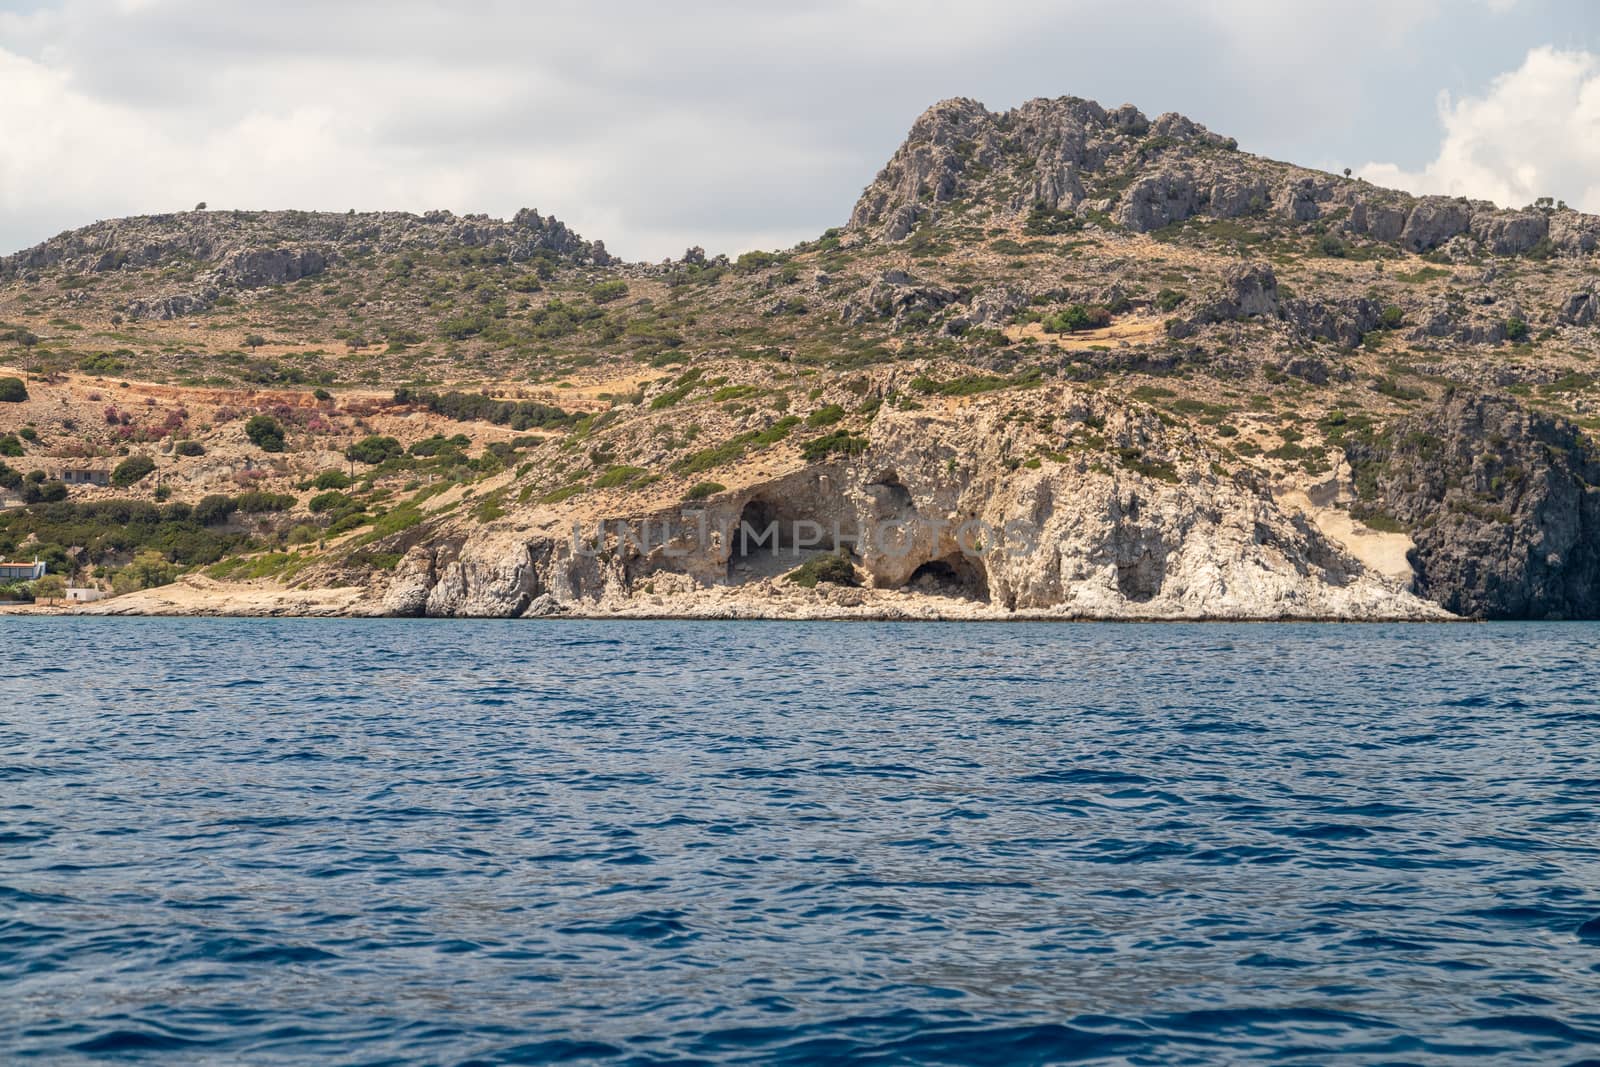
(728, 496), (817, 581)
(907, 553), (990, 601)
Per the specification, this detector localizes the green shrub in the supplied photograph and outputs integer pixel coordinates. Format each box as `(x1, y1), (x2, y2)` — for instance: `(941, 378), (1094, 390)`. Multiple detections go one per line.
(590, 280), (629, 304)
(312, 470), (352, 489)
(194, 494), (238, 525)
(735, 250), (783, 273)
(800, 430), (869, 462)
(651, 382), (699, 410)
(1358, 512), (1407, 534)
(594, 465), (647, 488)
(78, 352), (127, 374)
(326, 512), (370, 535)
(787, 552), (858, 589)
(1505, 317), (1530, 342)
(346, 435), (404, 464)
(408, 433), (469, 458)
(1380, 305), (1404, 329)
(309, 490), (351, 515)
(0, 435), (22, 457)
(346, 550), (401, 571)
(805, 404), (846, 427)
(244, 414), (286, 452)
(174, 440), (206, 457)
(1041, 305), (1111, 333)
(234, 490), (295, 513)
(21, 480), (67, 504)
(685, 481), (725, 501)
(110, 455), (156, 487)
(392, 388), (574, 431)
(1155, 288), (1188, 312)
(538, 483), (586, 505)
(0, 377), (27, 403)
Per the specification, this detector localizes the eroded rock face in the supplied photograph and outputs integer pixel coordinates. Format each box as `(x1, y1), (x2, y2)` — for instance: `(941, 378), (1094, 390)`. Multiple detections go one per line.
(219, 248), (327, 288)
(1347, 391), (1600, 619)
(382, 393), (1442, 620)
(1558, 288), (1597, 327)
(1400, 197), (1473, 253)
(1114, 170), (1200, 231)
(1471, 211), (1549, 256)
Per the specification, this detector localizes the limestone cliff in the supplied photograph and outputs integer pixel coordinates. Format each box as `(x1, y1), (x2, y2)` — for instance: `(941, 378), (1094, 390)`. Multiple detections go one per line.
(374, 391), (1445, 620)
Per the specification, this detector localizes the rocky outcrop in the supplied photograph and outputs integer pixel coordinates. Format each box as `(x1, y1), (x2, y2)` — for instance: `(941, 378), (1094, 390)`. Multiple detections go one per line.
(1346, 198), (1409, 242)
(1282, 297), (1382, 349)
(1170, 263), (1280, 336)
(1347, 391), (1600, 619)
(1114, 170), (1201, 231)
(1550, 211), (1600, 254)
(841, 269), (964, 327)
(1471, 210), (1549, 256)
(1399, 197), (1473, 253)
(378, 391), (1443, 620)
(125, 290), (217, 321)
(848, 96), (1233, 240)
(846, 94), (1600, 258)
(1406, 298), (1513, 346)
(218, 248), (326, 288)
(0, 206), (612, 284)
(1558, 288), (1597, 327)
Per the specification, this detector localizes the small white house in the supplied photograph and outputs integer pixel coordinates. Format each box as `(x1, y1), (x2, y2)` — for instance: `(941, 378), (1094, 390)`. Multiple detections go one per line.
(66, 587), (106, 603)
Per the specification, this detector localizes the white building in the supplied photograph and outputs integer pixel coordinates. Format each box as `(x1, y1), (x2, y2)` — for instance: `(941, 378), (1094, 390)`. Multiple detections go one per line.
(0, 560), (46, 583)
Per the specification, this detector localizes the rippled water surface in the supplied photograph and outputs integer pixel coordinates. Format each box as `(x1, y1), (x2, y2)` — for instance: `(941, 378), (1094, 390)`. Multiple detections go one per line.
(5, 619), (1600, 1064)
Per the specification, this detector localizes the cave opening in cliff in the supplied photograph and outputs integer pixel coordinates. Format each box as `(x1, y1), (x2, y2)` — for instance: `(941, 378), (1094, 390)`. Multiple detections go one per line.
(728, 496), (816, 581)
(907, 553), (989, 601)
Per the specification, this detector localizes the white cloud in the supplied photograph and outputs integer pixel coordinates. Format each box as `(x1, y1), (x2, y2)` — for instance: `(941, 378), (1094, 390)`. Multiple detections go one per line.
(1360, 46), (1600, 212)
(0, 1), (1572, 260)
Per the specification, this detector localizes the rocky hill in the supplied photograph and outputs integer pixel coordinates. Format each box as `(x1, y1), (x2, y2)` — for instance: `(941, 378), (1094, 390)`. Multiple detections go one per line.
(2, 94), (1598, 619)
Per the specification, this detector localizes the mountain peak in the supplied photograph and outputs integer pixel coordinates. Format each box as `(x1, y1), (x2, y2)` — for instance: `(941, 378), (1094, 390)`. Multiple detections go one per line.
(848, 94), (1234, 240)
(847, 93), (1598, 259)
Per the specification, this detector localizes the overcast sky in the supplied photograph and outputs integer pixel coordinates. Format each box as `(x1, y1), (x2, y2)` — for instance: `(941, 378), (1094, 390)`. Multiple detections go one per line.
(3, 0), (1600, 261)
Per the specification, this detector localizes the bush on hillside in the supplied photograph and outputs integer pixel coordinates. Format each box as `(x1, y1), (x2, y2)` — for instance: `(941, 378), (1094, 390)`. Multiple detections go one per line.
(110, 455), (156, 487)
(244, 414), (286, 452)
(345, 435), (404, 465)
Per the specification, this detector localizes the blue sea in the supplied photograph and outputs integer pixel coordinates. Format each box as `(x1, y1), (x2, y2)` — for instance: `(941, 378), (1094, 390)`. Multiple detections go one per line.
(4, 619), (1600, 1065)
